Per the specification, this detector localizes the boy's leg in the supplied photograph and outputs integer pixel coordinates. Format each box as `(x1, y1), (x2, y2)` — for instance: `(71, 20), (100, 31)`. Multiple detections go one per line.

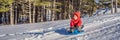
(78, 27), (82, 32)
(77, 25), (84, 32)
(69, 27), (74, 33)
(81, 25), (84, 29)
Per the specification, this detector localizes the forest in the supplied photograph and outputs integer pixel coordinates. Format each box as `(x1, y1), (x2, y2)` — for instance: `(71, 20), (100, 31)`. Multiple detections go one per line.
(0, 0), (120, 25)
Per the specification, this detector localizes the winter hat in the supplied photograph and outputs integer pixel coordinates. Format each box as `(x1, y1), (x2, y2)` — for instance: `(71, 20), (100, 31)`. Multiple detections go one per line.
(73, 11), (81, 18)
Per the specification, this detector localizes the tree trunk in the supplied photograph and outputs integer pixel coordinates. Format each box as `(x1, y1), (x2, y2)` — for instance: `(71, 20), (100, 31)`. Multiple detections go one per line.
(41, 6), (43, 22)
(2, 12), (5, 24)
(22, 2), (25, 24)
(43, 5), (46, 21)
(33, 4), (35, 23)
(115, 0), (118, 13)
(68, 0), (71, 19)
(51, 0), (56, 21)
(10, 4), (14, 25)
(37, 6), (40, 22)
(29, 0), (32, 23)
(111, 0), (114, 14)
(5, 12), (9, 24)
(15, 3), (18, 24)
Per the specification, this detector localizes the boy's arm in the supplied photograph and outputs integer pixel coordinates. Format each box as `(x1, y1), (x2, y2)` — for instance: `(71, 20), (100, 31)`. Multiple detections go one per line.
(70, 20), (74, 28)
(77, 19), (82, 27)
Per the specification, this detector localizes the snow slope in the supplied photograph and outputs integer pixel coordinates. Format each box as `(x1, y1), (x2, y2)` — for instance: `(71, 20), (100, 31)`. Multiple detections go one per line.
(0, 13), (120, 40)
(93, 8), (120, 16)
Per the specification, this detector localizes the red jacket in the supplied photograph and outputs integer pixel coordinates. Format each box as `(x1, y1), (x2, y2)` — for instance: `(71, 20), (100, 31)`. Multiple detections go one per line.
(70, 11), (82, 28)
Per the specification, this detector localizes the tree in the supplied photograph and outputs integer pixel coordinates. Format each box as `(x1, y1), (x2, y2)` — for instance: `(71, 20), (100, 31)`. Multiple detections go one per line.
(0, 0), (14, 25)
(34, 0), (62, 21)
(0, 0), (108, 25)
(0, 0), (13, 12)
(80, 0), (97, 17)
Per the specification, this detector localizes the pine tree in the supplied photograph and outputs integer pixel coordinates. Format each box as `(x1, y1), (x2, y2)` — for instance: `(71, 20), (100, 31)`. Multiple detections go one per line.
(0, 0), (14, 25)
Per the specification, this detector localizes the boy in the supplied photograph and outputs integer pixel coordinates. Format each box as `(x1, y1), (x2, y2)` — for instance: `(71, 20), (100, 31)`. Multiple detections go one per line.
(69, 10), (84, 33)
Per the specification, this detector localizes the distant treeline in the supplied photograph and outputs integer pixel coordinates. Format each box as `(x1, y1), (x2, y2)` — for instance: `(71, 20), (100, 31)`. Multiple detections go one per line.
(0, 0), (120, 25)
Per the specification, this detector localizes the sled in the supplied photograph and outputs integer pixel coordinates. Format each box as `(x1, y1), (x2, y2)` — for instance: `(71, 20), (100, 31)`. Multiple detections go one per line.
(67, 29), (84, 35)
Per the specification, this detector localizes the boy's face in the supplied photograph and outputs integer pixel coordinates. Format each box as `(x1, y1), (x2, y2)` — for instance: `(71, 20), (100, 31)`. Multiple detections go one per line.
(73, 15), (78, 20)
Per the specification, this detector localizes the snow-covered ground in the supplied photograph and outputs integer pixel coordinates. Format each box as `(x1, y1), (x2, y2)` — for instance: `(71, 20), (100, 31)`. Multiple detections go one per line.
(93, 8), (120, 16)
(0, 13), (120, 40)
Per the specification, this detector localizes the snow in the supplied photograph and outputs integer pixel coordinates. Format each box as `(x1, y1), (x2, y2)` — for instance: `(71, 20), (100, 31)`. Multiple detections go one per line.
(93, 8), (120, 16)
(0, 12), (120, 40)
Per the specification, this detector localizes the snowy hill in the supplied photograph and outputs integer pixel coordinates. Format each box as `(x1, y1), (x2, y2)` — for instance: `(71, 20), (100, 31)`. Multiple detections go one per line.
(93, 8), (120, 16)
(0, 13), (120, 40)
